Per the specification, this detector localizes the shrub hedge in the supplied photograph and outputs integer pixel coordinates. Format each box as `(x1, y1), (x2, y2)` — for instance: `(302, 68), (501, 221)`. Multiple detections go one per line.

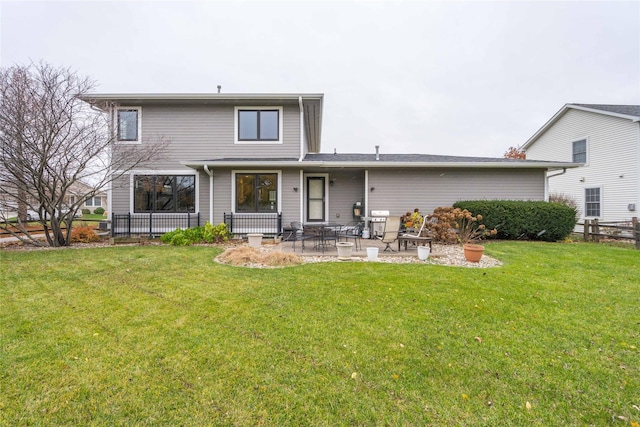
(453, 200), (577, 242)
(94, 207), (105, 215)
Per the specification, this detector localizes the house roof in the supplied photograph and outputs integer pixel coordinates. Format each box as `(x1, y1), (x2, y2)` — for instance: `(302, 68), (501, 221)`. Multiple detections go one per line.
(181, 153), (577, 170)
(79, 92), (324, 154)
(522, 103), (640, 150)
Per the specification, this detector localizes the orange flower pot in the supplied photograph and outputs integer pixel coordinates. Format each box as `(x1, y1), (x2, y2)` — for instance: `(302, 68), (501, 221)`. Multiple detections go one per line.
(463, 244), (484, 262)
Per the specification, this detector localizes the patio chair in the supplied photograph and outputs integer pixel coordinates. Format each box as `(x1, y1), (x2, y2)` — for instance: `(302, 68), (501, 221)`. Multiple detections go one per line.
(397, 216), (434, 251)
(401, 217), (427, 238)
(376, 216), (401, 252)
(338, 221), (364, 251)
(290, 221), (317, 252)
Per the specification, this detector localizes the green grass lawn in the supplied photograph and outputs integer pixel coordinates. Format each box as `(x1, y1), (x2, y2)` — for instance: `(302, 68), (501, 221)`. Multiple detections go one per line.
(1, 242), (638, 426)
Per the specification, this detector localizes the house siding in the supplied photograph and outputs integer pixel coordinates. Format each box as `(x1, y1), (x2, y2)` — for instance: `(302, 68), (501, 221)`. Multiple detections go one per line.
(526, 109), (640, 222)
(367, 168), (545, 216)
(119, 103), (301, 170)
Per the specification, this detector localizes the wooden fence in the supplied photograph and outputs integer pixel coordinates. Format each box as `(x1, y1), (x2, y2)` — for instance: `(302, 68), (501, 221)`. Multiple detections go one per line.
(581, 217), (639, 249)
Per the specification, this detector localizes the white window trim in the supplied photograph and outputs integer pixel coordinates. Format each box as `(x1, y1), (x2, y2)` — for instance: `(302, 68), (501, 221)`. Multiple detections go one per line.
(114, 106), (142, 144)
(234, 106), (283, 145)
(571, 137), (589, 165)
(583, 186), (602, 218)
(128, 170), (199, 214)
(231, 170), (282, 214)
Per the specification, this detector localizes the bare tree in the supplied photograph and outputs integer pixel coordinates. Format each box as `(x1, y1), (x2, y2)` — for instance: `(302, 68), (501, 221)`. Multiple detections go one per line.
(0, 62), (166, 247)
(503, 146), (526, 159)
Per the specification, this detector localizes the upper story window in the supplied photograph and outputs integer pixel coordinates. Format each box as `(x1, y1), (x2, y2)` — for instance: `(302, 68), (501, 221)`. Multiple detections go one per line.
(134, 175), (195, 213)
(572, 139), (587, 163)
(235, 107), (282, 144)
(117, 107), (141, 143)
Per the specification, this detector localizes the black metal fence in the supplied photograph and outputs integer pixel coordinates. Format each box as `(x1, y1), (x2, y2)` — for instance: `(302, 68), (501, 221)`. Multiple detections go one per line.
(224, 212), (282, 237)
(112, 212), (200, 238)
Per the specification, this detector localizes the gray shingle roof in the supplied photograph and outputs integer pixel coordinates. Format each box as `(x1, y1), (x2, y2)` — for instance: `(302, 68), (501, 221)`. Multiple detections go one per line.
(571, 104), (640, 118)
(304, 153), (535, 163)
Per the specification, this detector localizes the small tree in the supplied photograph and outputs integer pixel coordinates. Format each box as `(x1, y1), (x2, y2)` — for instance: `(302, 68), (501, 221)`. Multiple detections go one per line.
(503, 146), (526, 159)
(0, 62), (167, 246)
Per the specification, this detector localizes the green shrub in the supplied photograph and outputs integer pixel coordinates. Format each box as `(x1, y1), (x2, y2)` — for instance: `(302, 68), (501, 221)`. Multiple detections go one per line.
(82, 208), (91, 215)
(94, 207), (105, 215)
(453, 200), (577, 241)
(160, 222), (232, 246)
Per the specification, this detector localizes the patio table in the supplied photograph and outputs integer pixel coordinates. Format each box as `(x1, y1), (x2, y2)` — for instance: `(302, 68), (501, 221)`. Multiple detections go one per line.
(305, 222), (341, 253)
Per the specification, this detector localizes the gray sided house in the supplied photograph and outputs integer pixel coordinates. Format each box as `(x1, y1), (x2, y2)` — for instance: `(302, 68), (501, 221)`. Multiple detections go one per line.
(80, 93), (577, 236)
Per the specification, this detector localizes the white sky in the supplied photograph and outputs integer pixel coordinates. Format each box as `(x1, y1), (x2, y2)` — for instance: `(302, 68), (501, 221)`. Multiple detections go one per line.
(1, 0), (639, 158)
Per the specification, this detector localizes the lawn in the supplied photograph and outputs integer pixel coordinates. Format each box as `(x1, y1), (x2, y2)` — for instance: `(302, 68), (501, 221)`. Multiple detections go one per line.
(1, 242), (638, 426)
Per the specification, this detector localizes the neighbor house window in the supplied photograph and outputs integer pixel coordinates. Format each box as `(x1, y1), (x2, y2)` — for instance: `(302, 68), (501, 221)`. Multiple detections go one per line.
(235, 107), (282, 143)
(585, 187), (600, 217)
(572, 139), (587, 163)
(85, 197), (102, 207)
(235, 173), (278, 213)
(117, 107), (141, 142)
(134, 175), (195, 213)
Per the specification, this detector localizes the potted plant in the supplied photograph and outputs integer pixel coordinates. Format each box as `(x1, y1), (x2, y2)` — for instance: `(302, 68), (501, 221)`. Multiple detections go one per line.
(402, 209), (424, 231)
(456, 210), (496, 262)
(427, 207), (496, 262)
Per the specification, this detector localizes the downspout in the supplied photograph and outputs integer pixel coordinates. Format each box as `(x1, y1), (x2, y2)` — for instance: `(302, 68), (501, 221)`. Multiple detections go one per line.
(204, 164), (214, 224)
(364, 169), (369, 217)
(299, 96), (305, 222)
(545, 168), (567, 201)
(299, 96), (305, 161)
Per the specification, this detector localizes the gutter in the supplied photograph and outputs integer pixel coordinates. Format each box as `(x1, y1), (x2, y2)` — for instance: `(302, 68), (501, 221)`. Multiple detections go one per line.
(182, 160), (579, 169)
(204, 165), (214, 224)
(299, 96), (304, 161)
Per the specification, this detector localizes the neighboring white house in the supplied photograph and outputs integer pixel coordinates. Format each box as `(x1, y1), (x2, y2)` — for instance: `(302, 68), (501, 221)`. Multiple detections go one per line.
(522, 104), (640, 223)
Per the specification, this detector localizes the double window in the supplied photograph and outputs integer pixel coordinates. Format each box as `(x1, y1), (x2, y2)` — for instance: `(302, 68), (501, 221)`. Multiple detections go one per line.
(117, 107), (141, 143)
(235, 107), (282, 143)
(584, 187), (601, 217)
(85, 197), (102, 207)
(134, 175), (195, 213)
(235, 173), (278, 213)
(572, 139), (587, 163)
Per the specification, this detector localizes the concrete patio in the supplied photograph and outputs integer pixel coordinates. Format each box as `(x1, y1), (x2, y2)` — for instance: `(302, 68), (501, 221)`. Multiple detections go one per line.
(276, 235), (430, 259)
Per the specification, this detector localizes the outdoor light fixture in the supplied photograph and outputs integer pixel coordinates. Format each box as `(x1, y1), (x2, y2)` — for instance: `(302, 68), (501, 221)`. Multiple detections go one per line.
(293, 187), (298, 192)
(370, 187), (375, 192)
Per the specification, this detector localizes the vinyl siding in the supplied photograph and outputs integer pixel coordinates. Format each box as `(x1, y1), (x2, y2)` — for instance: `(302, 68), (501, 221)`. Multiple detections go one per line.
(325, 170), (366, 222)
(117, 103), (301, 170)
(367, 168), (545, 216)
(526, 109), (640, 221)
(111, 175), (131, 213)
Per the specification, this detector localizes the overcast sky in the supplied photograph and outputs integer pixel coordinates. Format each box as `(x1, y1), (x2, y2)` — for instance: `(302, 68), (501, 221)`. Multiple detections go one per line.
(1, 1), (638, 158)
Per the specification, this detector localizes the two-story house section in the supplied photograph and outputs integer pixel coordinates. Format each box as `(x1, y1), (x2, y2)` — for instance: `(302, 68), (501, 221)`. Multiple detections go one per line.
(523, 104), (640, 223)
(81, 93), (577, 237)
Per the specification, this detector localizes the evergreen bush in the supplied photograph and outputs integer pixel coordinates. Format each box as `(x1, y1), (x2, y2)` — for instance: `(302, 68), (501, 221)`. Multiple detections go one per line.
(453, 200), (577, 241)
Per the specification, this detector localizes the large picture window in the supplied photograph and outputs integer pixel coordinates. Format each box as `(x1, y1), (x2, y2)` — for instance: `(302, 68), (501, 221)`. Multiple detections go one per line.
(134, 175), (195, 213)
(235, 173), (278, 213)
(572, 139), (587, 163)
(585, 187), (600, 217)
(117, 107), (141, 142)
(236, 108), (281, 142)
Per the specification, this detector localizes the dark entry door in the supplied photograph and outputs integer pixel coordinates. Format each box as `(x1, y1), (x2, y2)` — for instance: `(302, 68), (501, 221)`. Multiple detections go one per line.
(307, 176), (325, 222)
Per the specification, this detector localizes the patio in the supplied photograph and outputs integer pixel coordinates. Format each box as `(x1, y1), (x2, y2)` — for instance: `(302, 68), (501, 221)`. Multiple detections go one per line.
(277, 235), (429, 258)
